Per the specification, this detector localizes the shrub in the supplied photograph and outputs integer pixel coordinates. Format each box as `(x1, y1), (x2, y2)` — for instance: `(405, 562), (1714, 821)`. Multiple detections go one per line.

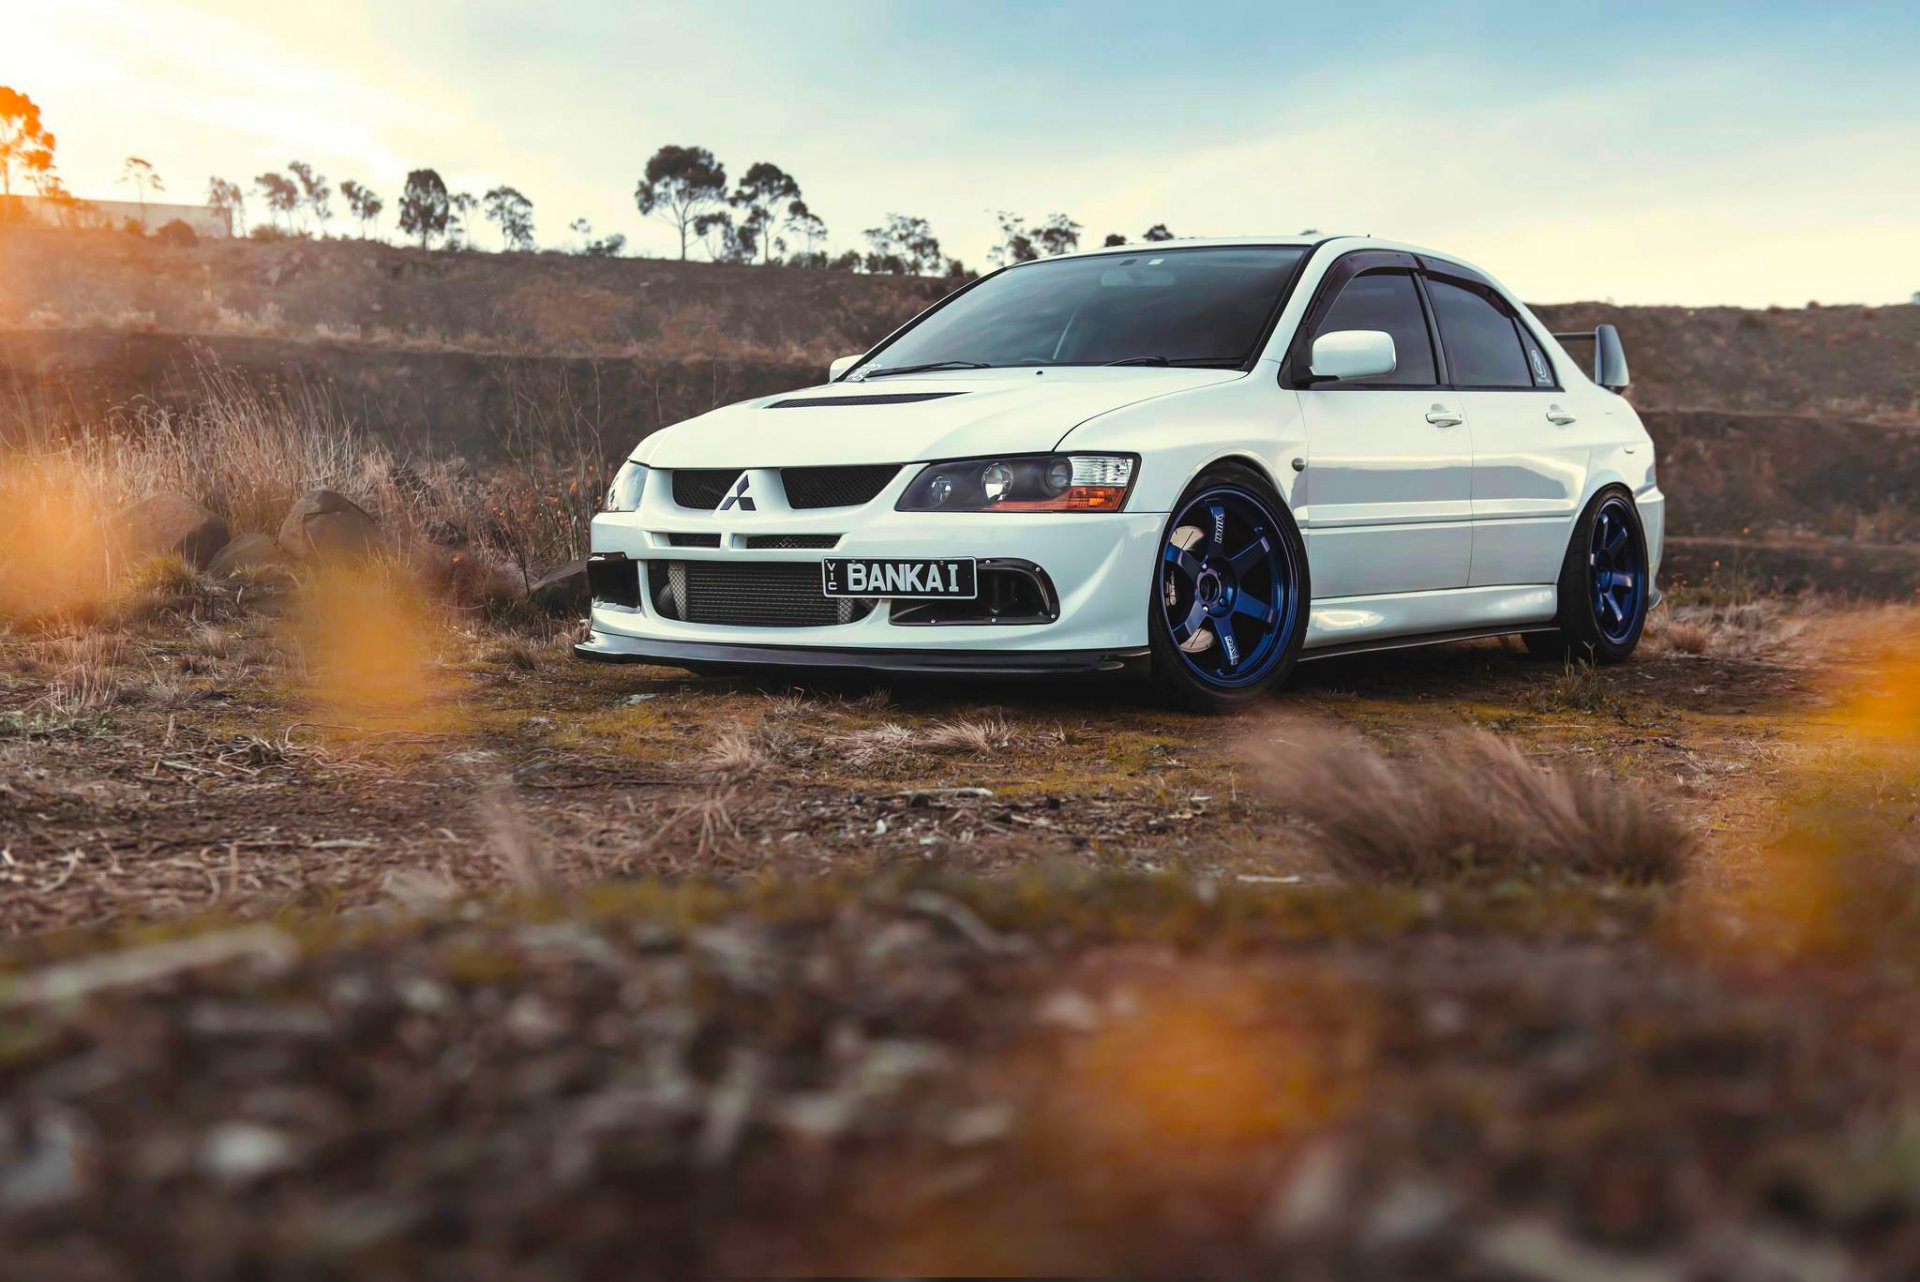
(1254, 728), (1692, 885)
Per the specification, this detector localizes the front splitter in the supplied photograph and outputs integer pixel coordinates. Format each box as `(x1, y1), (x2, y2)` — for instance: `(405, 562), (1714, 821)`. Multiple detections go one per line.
(574, 630), (1147, 677)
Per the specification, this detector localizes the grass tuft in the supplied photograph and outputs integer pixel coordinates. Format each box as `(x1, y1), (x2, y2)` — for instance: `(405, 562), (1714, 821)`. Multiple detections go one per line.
(1252, 726), (1692, 886)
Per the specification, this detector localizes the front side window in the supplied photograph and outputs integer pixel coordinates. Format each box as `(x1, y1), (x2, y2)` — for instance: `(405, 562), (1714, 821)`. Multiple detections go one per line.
(1310, 270), (1437, 387)
(1426, 278), (1534, 389)
(856, 246), (1307, 374)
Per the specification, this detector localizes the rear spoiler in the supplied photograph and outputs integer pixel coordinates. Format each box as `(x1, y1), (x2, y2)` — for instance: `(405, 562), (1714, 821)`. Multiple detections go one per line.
(1550, 324), (1630, 393)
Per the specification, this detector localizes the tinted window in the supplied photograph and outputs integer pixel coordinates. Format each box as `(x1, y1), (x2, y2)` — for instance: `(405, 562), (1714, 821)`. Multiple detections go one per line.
(1311, 270), (1436, 386)
(1427, 278), (1533, 388)
(859, 246), (1307, 372)
(1519, 328), (1557, 387)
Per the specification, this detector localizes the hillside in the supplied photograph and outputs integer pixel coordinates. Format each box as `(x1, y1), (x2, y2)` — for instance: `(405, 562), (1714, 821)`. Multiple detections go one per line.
(6, 226), (1918, 422)
(4, 226), (1917, 597)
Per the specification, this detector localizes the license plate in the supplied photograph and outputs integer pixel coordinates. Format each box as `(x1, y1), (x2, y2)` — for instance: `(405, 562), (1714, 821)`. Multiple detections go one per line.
(821, 557), (977, 599)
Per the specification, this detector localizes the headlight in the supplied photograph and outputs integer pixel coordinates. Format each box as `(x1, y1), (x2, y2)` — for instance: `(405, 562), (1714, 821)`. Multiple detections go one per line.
(897, 454), (1136, 513)
(603, 460), (648, 512)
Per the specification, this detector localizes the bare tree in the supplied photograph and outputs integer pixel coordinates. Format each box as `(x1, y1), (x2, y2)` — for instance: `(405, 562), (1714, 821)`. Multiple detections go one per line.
(119, 156), (163, 227)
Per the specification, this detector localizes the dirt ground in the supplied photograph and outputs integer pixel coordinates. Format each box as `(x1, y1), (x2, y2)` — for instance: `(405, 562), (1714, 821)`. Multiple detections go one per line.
(0, 584), (1835, 935)
(1, 581), (1916, 1279)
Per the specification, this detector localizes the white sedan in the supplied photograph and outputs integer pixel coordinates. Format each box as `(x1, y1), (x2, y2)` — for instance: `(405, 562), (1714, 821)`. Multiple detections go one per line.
(579, 236), (1663, 710)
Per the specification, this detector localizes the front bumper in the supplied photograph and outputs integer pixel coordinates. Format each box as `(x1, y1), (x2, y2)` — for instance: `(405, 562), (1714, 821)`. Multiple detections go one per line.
(582, 506), (1164, 671)
(575, 632), (1145, 675)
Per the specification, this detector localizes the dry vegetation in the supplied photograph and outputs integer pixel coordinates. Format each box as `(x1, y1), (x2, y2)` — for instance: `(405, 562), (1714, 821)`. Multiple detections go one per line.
(0, 262), (1916, 1275)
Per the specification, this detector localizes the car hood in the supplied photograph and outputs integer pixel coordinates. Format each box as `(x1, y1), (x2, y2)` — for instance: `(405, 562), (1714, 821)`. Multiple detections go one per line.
(633, 367), (1245, 468)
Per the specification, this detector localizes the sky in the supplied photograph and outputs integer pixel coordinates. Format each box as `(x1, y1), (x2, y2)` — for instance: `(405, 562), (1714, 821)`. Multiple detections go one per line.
(8, 0), (1920, 306)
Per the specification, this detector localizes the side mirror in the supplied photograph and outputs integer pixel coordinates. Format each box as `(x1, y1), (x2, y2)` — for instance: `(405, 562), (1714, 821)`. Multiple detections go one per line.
(1309, 330), (1397, 382)
(828, 353), (863, 382)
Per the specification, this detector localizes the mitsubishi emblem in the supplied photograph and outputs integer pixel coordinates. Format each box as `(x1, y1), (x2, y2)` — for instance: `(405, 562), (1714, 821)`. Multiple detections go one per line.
(717, 473), (755, 513)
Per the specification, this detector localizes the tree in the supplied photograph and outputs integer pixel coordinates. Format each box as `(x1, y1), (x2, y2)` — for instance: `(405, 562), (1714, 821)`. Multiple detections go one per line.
(1141, 223), (1175, 242)
(483, 185), (535, 251)
(784, 199), (827, 262)
(339, 180), (382, 238)
(990, 212), (1038, 266)
(287, 160), (330, 232)
(633, 144), (727, 260)
(0, 86), (56, 202)
(862, 213), (945, 275)
(1103, 233), (1127, 247)
(253, 172), (299, 231)
(119, 157), (163, 227)
(1035, 213), (1081, 257)
(694, 209), (752, 263)
(397, 169), (450, 249)
(447, 192), (478, 250)
(567, 217), (624, 257)
(206, 177), (245, 235)
(730, 162), (801, 264)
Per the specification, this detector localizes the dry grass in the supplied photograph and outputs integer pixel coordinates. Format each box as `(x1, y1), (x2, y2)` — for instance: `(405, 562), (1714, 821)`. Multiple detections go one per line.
(1252, 726), (1693, 885)
(829, 714), (1046, 771)
(1, 360), (597, 628)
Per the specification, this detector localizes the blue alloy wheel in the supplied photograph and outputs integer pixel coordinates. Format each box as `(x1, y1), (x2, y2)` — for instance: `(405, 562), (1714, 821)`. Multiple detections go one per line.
(1159, 486), (1301, 689)
(1589, 493), (1645, 645)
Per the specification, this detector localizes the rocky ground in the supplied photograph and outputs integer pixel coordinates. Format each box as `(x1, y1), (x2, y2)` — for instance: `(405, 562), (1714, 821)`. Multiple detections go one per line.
(0, 557), (1914, 1278)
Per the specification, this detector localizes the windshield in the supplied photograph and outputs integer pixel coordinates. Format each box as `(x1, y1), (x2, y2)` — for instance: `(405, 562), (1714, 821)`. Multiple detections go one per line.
(856, 245), (1308, 375)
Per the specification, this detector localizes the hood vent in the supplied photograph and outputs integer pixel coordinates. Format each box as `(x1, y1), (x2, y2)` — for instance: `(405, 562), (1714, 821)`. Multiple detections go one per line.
(768, 392), (967, 409)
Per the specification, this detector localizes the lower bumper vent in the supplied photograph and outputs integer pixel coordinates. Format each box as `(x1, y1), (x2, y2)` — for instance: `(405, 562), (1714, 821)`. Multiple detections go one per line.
(649, 561), (874, 627)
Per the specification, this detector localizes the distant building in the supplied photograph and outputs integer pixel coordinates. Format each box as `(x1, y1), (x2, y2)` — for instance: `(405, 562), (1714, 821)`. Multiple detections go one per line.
(4, 195), (234, 238)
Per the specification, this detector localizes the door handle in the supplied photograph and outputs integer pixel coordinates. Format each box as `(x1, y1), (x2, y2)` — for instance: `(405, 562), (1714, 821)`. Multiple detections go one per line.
(1425, 406), (1464, 427)
(1546, 404), (1577, 426)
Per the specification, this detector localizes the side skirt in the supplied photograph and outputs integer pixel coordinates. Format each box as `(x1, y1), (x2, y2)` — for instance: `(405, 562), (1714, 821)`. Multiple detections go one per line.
(1297, 624), (1557, 662)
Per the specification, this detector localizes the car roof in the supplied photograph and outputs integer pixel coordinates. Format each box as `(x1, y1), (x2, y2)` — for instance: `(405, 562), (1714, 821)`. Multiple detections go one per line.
(1026, 234), (1506, 293)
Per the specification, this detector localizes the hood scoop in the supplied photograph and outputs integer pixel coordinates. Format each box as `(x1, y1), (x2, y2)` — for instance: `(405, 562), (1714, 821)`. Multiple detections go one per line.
(767, 392), (968, 409)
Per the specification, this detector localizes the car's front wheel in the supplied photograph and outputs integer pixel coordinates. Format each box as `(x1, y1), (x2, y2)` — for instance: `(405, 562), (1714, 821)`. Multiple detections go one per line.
(1524, 486), (1650, 663)
(1147, 462), (1310, 712)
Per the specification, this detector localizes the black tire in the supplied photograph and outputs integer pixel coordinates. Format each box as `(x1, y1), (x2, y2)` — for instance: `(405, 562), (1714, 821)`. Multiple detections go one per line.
(1524, 487), (1649, 664)
(1147, 462), (1311, 713)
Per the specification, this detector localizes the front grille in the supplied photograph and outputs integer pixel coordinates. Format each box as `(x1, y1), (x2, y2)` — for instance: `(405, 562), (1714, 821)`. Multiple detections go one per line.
(742, 534), (841, 550)
(768, 393), (966, 408)
(662, 531), (721, 548)
(670, 469), (738, 510)
(781, 464), (901, 509)
(648, 561), (874, 627)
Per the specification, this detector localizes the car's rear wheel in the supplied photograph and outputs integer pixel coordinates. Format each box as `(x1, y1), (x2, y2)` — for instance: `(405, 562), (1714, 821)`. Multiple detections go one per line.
(1523, 487), (1649, 663)
(1147, 463), (1309, 712)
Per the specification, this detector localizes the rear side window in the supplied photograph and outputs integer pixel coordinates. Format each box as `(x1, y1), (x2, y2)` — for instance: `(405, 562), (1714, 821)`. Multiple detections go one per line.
(1427, 278), (1533, 389)
(1310, 270), (1437, 387)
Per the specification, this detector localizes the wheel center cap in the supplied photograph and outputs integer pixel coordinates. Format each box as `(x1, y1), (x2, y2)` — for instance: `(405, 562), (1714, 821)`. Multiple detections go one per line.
(1195, 567), (1227, 610)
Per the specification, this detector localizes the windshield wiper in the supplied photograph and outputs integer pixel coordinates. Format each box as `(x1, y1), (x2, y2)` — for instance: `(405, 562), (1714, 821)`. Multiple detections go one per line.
(859, 360), (994, 380)
(1103, 356), (1170, 366)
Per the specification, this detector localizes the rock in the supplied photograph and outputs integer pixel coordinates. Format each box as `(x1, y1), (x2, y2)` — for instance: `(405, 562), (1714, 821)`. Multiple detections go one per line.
(405, 540), (518, 608)
(200, 1122), (294, 1184)
(277, 489), (381, 561)
(206, 531), (290, 577)
(121, 493), (229, 568)
(529, 558), (590, 616)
